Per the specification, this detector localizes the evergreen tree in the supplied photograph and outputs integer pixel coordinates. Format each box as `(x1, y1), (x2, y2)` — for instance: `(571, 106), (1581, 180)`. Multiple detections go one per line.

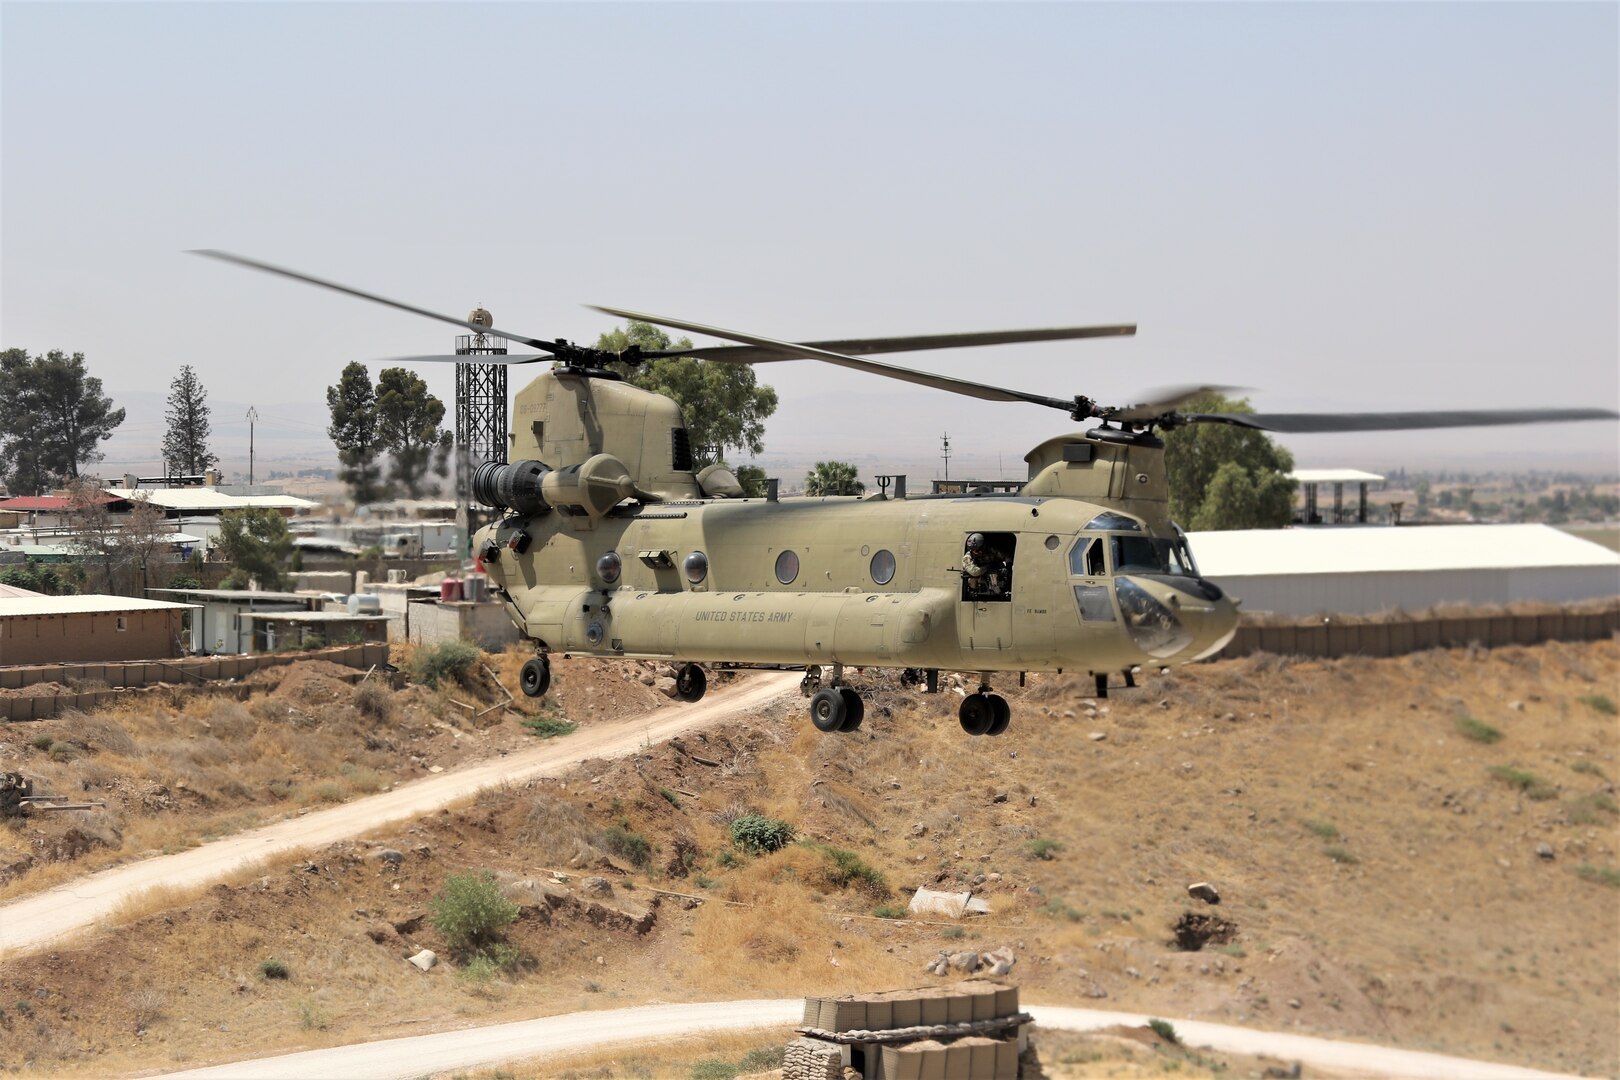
(326, 361), (388, 504)
(0, 348), (124, 493)
(1164, 394), (1295, 531)
(161, 365), (217, 477)
(215, 508), (292, 590)
(375, 367), (450, 498)
(596, 321), (779, 460)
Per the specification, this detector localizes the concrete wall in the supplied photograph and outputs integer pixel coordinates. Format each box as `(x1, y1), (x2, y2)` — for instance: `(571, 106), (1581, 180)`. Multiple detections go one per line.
(406, 600), (523, 650)
(1212, 565), (1620, 617)
(0, 608), (185, 665)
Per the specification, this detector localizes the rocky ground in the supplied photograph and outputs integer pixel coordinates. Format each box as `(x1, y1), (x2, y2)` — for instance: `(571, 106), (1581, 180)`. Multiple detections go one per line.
(0, 640), (1615, 1077)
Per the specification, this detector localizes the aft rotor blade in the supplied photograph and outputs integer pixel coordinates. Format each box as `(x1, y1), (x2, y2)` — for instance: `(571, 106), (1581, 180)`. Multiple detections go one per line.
(590, 306), (1079, 410)
(190, 250), (558, 353)
(1181, 408), (1620, 433)
(645, 324), (1136, 362)
(367, 353), (553, 366)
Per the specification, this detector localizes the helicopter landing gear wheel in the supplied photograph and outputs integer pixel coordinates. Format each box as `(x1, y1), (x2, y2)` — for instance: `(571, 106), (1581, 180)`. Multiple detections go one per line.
(959, 693), (996, 737)
(520, 657), (551, 699)
(810, 687), (847, 733)
(674, 663), (707, 703)
(986, 694), (1011, 736)
(837, 687), (864, 732)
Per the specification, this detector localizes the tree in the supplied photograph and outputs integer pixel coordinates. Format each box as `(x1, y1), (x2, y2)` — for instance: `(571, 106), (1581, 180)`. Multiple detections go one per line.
(161, 365), (217, 477)
(326, 361), (388, 504)
(595, 321), (779, 461)
(375, 367), (450, 498)
(804, 460), (865, 496)
(215, 508), (292, 590)
(0, 348), (124, 494)
(733, 464), (768, 498)
(1163, 394), (1294, 531)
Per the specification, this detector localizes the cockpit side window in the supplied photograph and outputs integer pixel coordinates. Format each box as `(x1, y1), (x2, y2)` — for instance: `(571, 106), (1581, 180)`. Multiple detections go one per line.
(1068, 536), (1113, 577)
(1088, 539), (1106, 576)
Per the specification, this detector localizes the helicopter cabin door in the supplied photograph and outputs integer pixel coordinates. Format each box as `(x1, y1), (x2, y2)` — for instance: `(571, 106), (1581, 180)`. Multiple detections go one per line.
(960, 531), (1015, 652)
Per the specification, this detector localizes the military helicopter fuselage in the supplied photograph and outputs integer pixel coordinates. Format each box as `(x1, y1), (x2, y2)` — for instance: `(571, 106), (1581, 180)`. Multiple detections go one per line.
(194, 249), (1617, 738)
(472, 369), (1239, 735)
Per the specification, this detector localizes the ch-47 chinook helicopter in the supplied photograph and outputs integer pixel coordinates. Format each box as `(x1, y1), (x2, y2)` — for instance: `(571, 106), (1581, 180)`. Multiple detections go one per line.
(198, 251), (1619, 739)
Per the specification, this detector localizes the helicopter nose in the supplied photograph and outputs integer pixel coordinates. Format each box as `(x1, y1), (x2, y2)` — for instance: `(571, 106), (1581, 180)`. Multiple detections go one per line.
(1169, 583), (1241, 662)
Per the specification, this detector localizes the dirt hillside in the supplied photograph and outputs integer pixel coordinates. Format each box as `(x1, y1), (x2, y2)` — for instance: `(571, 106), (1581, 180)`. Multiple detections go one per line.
(0, 640), (1615, 1077)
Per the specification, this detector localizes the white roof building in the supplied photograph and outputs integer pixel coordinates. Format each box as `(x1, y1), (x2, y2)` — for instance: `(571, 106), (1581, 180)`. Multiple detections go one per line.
(104, 489), (316, 513)
(1189, 523), (1620, 616)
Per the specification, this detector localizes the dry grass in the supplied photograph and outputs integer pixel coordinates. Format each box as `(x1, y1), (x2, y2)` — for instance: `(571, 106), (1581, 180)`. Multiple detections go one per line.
(452, 1028), (796, 1080)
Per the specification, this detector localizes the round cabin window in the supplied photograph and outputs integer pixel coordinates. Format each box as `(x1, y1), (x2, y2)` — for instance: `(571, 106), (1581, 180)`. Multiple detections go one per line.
(870, 549), (896, 585)
(684, 550), (709, 584)
(596, 551), (622, 584)
(775, 550), (799, 585)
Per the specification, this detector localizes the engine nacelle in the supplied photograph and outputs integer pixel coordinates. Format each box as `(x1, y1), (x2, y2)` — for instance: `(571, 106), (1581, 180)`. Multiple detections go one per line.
(472, 454), (638, 519)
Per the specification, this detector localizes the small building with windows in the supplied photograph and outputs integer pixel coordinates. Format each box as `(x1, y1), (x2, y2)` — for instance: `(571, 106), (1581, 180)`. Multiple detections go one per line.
(0, 595), (197, 665)
(147, 588), (327, 655)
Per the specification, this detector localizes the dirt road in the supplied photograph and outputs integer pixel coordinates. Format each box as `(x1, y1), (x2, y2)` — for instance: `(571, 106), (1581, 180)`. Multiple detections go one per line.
(150, 999), (1583, 1080)
(0, 672), (800, 959)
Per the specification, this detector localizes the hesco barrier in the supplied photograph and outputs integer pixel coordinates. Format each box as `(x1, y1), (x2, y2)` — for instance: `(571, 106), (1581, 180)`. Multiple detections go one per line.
(0, 643), (390, 722)
(1217, 604), (1619, 660)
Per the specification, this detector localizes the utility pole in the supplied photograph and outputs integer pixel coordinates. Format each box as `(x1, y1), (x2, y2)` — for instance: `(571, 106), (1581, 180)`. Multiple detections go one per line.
(246, 406), (258, 486)
(940, 432), (952, 482)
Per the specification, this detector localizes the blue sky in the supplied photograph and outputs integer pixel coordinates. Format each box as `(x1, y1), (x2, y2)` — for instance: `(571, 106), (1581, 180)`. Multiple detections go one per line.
(3, 2), (1616, 477)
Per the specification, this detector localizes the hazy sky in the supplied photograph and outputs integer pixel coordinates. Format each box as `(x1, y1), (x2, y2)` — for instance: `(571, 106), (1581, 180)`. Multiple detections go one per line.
(3, 2), (1616, 479)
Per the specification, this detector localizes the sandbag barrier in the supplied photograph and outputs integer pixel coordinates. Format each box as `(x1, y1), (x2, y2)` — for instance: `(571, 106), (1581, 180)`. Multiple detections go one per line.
(0, 643), (390, 721)
(1215, 604), (1618, 661)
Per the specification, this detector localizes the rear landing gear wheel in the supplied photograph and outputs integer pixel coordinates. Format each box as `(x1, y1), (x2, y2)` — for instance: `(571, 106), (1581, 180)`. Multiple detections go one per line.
(838, 687), (865, 732)
(959, 694), (995, 737)
(986, 694), (1011, 736)
(520, 657), (551, 699)
(810, 688), (847, 733)
(674, 663), (707, 703)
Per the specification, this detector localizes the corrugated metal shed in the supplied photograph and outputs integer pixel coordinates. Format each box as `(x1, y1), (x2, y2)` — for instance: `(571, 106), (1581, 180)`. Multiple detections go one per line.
(0, 595), (197, 616)
(1191, 524), (1620, 615)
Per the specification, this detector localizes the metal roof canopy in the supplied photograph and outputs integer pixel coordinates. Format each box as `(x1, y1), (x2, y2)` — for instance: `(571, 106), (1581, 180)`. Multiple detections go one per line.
(1190, 523), (1620, 578)
(236, 611), (381, 623)
(0, 595), (199, 617)
(148, 588), (322, 604)
(1288, 469), (1386, 484)
(103, 488), (316, 511)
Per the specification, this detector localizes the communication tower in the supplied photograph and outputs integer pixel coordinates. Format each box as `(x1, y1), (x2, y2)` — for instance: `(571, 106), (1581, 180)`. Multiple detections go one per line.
(455, 307), (508, 552)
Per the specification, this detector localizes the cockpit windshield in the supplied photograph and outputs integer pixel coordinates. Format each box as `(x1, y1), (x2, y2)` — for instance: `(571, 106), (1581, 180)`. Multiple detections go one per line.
(1111, 534), (1199, 577)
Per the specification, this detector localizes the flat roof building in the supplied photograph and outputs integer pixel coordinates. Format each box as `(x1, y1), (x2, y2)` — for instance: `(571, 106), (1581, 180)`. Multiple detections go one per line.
(148, 588), (325, 655)
(0, 595), (197, 665)
(1191, 523), (1620, 616)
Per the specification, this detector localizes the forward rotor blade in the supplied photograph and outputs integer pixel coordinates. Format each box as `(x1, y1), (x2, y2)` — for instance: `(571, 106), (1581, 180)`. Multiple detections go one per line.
(1180, 408), (1620, 433)
(190, 250), (558, 352)
(366, 353), (553, 366)
(1112, 384), (1246, 422)
(645, 324), (1136, 362)
(589, 306), (1077, 411)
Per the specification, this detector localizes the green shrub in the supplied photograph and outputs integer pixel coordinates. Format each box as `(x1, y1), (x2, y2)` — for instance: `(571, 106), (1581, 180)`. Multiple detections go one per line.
(1148, 1018), (1180, 1044)
(29, 733), (51, 751)
(940, 925), (966, 939)
(1025, 838), (1063, 861)
(1042, 898), (1084, 922)
(1570, 760), (1608, 779)
(259, 958), (289, 980)
(739, 1046), (786, 1072)
(1575, 864), (1620, 888)
(1454, 714), (1501, 744)
(522, 715), (576, 738)
(873, 904), (909, 919)
(353, 682), (393, 721)
(1568, 793), (1619, 825)
(1488, 765), (1557, 800)
(1324, 845), (1358, 864)
(660, 787), (683, 808)
(167, 574), (203, 590)
(1577, 694), (1617, 716)
(409, 641), (481, 688)
(804, 842), (887, 893)
(429, 871), (519, 954)
(601, 825), (652, 868)
(717, 850), (740, 868)
(1304, 819), (1339, 840)
(729, 814), (795, 855)
(296, 997), (329, 1030)
(687, 1062), (738, 1080)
